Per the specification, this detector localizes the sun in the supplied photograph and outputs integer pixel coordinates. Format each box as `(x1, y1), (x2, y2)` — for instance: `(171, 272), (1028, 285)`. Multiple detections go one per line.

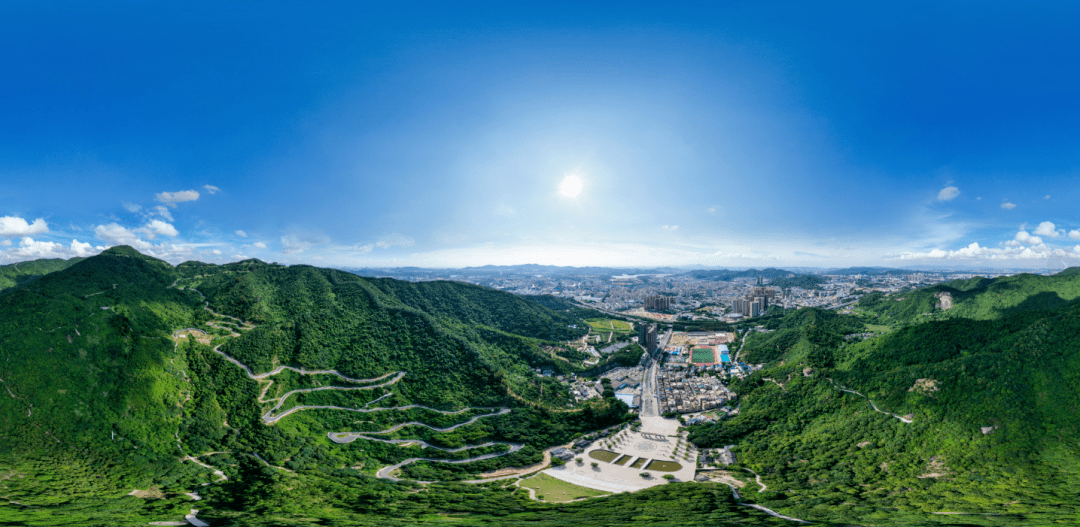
(558, 174), (583, 198)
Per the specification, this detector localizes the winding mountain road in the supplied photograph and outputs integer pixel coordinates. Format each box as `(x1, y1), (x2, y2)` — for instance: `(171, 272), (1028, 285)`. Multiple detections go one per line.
(328, 406), (510, 442)
(375, 442), (524, 481)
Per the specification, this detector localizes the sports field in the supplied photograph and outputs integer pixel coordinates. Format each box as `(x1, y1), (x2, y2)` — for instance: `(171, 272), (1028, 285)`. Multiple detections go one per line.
(585, 318), (634, 333)
(691, 346), (715, 363)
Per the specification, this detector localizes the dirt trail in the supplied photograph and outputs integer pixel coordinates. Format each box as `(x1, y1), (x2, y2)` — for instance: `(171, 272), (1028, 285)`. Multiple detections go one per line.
(827, 378), (913, 423)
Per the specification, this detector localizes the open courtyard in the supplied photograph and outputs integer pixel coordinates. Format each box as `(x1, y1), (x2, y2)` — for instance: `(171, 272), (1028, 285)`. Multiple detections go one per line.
(542, 415), (697, 493)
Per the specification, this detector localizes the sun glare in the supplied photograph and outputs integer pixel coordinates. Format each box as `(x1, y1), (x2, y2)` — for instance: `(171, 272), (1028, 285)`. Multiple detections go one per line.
(559, 174), (583, 198)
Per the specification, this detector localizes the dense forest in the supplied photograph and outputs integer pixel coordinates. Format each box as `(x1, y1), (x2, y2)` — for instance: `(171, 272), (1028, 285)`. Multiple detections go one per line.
(688, 276), (1080, 525)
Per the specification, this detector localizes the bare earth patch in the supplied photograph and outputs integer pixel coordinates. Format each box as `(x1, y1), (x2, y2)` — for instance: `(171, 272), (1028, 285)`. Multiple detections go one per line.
(918, 456), (952, 479)
(909, 378), (939, 396)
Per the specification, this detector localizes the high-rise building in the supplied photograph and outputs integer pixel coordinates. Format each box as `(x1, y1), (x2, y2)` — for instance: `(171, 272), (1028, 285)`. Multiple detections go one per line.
(637, 322), (658, 355)
(732, 280), (778, 317)
(644, 295), (672, 311)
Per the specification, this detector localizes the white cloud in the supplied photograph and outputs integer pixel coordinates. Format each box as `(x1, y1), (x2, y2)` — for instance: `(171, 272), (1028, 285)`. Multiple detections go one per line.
(281, 234), (312, 255)
(142, 220), (179, 238)
(890, 242), (1054, 261)
(662, 225), (679, 231)
(156, 190), (200, 204)
(122, 202), (142, 213)
(976, 197), (982, 201)
(1033, 221), (1060, 238)
(937, 186), (960, 201)
(1001, 202), (1016, 210)
(706, 206), (717, 214)
(1014, 230), (1042, 245)
(0, 239), (10, 246)
(0, 216), (49, 237)
(5, 237), (102, 260)
(1045, 195), (1051, 200)
(375, 233), (415, 249)
(70, 239), (97, 257)
(232, 254), (248, 260)
(203, 184), (221, 194)
(211, 249), (222, 255)
(1070, 230), (1080, 240)
(235, 230), (247, 237)
(151, 205), (175, 221)
(94, 223), (153, 250)
(252, 241), (267, 249)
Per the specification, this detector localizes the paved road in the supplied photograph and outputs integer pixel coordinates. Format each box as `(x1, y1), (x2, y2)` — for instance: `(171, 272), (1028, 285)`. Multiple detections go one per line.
(375, 442), (524, 481)
(328, 407), (511, 443)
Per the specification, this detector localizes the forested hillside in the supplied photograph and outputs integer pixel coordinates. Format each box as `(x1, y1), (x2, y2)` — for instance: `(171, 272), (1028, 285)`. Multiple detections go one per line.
(0, 256), (84, 292)
(857, 269), (1080, 325)
(5, 247), (739, 526)
(690, 274), (1080, 525)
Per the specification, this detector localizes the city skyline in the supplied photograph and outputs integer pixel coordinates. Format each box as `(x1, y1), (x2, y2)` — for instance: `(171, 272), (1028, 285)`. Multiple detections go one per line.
(3, 3), (1080, 269)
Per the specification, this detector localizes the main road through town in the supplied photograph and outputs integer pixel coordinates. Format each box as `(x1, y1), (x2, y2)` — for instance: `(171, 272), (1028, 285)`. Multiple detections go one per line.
(637, 328), (672, 418)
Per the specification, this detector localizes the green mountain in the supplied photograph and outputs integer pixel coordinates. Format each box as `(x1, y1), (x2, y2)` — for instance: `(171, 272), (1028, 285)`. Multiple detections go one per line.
(0, 256), (84, 293)
(857, 271), (1080, 325)
(690, 274), (1080, 525)
(0, 248), (794, 526)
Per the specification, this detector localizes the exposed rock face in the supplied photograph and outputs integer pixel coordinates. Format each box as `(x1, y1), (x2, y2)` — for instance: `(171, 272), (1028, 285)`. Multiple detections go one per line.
(935, 291), (953, 310)
(908, 378), (939, 396)
(981, 425), (999, 435)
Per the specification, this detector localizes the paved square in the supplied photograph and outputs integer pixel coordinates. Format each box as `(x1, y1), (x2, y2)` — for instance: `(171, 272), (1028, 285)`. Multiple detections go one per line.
(544, 415), (697, 492)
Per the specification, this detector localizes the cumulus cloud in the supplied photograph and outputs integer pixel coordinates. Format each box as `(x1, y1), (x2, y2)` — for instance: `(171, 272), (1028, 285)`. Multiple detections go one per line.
(4, 237), (102, 259)
(937, 186), (960, 201)
(1033, 221), (1060, 238)
(94, 223), (152, 250)
(122, 202), (142, 213)
(70, 239), (97, 257)
(1014, 230), (1043, 245)
(142, 220), (179, 238)
(211, 249), (222, 255)
(0, 239), (10, 246)
(1070, 230), (1080, 240)
(0, 216), (49, 237)
(252, 241), (267, 249)
(890, 242), (1053, 261)
(1001, 202), (1016, 210)
(156, 190), (200, 204)
(203, 184), (220, 194)
(235, 230), (247, 237)
(375, 233), (415, 249)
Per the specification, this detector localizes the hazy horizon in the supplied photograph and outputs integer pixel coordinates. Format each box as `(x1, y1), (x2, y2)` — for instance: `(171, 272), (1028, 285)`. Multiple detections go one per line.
(3, 3), (1079, 270)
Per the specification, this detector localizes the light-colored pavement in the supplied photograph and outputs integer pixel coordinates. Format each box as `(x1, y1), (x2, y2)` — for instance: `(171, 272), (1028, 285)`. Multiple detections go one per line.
(375, 442), (524, 481)
(329, 407), (511, 443)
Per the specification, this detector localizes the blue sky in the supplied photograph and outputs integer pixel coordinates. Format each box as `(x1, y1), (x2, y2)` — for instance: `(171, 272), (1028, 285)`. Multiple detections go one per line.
(2, 2), (1079, 269)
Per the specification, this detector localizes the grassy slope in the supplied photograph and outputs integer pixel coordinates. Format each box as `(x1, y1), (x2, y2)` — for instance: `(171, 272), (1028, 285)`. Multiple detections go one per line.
(689, 276), (1080, 525)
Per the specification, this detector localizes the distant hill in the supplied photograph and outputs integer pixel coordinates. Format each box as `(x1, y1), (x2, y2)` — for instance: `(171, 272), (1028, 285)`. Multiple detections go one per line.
(767, 274), (827, 290)
(857, 271), (1080, 324)
(685, 267), (795, 281)
(0, 256), (84, 293)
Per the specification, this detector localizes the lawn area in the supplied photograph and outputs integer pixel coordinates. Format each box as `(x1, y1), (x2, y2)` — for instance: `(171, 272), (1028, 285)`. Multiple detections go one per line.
(864, 323), (894, 333)
(645, 460), (682, 472)
(588, 450), (619, 462)
(585, 318), (634, 333)
(521, 473), (609, 502)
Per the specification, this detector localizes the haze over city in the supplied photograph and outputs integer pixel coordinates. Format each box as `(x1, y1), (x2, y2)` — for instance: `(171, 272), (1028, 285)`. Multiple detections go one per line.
(2, 2), (1079, 269)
